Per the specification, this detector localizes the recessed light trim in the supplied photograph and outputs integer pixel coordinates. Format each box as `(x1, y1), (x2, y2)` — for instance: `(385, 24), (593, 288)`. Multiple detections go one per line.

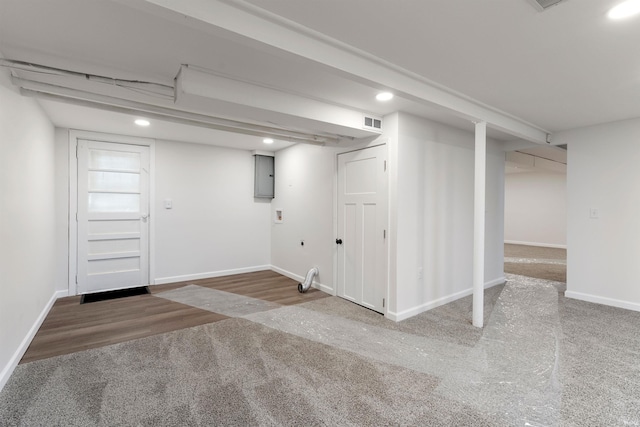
(608, 0), (640, 19)
(134, 119), (150, 127)
(375, 92), (394, 102)
(263, 138), (274, 144)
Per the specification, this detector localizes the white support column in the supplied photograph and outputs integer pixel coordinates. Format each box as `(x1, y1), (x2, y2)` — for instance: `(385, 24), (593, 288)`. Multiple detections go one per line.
(473, 121), (487, 328)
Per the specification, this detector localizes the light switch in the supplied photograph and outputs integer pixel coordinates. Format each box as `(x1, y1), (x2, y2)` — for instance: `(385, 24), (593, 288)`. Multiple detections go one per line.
(164, 199), (173, 209)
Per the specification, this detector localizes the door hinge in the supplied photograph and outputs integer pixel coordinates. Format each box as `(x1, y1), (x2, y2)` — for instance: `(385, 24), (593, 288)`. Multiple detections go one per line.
(384, 160), (387, 171)
(75, 212), (78, 222)
(75, 275), (78, 284)
(383, 298), (385, 308)
(383, 229), (386, 239)
(76, 145), (78, 158)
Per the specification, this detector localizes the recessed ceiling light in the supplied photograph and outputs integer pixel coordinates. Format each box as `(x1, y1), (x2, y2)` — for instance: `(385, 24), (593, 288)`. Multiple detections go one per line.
(263, 138), (274, 144)
(376, 92), (394, 102)
(608, 0), (640, 19)
(134, 119), (150, 127)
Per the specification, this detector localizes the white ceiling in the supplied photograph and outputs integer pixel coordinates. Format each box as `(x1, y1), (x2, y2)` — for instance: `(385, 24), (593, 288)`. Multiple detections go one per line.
(505, 145), (567, 174)
(243, 0), (640, 132)
(517, 146), (567, 164)
(38, 100), (295, 152)
(1, 0), (639, 149)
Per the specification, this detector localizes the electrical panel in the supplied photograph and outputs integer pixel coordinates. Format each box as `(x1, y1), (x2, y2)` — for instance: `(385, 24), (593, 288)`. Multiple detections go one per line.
(254, 154), (274, 198)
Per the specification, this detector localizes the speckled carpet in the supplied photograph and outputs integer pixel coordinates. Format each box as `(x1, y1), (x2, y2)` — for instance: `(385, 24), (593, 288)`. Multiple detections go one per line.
(0, 303), (498, 426)
(504, 243), (567, 283)
(2, 274), (640, 426)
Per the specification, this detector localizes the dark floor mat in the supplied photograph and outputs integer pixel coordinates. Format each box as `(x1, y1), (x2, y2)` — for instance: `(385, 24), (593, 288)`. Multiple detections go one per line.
(81, 286), (150, 304)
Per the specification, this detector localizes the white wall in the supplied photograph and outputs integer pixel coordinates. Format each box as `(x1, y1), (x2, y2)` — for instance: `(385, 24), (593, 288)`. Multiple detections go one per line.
(557, 118), (640, 311)
(0, 70), (59, 391)
(154, 140), (271, 283)
(56, 134), (271, 287)
(504, 170), (566, 248)
(390, 113), (505, 320)
(485, 143), (505, 284)
(271, 113), (506, 321)
(270, 143), (341, 292)
(386, 113), (400, 315)
(54, 128), (70, 292)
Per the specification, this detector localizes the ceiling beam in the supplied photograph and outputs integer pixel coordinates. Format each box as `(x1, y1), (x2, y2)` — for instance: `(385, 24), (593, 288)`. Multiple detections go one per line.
(15, 77), (337, 144)
(175, 65), (380, 139)
(125, 0), (550, 144)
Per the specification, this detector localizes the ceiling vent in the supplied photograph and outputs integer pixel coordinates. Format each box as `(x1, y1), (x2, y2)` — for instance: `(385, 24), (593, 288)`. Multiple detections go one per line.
(526, 0), (567, 11)
(363, 116), (382, 131)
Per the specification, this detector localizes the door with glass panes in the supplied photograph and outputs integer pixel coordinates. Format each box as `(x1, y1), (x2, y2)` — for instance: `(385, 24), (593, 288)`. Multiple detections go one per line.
(77, 139), (150, 294)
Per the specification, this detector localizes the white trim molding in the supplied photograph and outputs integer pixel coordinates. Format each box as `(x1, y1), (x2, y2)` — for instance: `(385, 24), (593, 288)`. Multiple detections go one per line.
(387, 277), (505, 322)
(0, 290), (66, 392)
(565, 291), (640, 313)
(154, 265), (271, 285)
(505, 240), (567, 249)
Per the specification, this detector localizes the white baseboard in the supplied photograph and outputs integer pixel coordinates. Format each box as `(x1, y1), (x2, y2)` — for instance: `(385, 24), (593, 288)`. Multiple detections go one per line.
(270, 265), (334, 294)
(565, 290), (640, 313)
(153, 265), (271, 285)
(504, 240), (566, 249)
(485, 277), (507, 288)
(0, 289), (66, 392)
(386, 277), (505, 322)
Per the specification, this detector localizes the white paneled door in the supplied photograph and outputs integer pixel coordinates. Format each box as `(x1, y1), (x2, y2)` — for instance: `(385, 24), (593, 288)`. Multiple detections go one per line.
(77, 140), (150, 294)
(337, 144), (388, 313)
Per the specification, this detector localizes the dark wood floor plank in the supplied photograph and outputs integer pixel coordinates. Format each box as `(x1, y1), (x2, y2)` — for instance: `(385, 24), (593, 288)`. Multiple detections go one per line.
(192, 270), (328, 305)
(20, 270), (329, 364)
(20, 298), (228, 364)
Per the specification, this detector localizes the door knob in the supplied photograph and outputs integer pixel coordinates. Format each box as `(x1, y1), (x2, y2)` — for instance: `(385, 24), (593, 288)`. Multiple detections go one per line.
(336, 238), (343, 245)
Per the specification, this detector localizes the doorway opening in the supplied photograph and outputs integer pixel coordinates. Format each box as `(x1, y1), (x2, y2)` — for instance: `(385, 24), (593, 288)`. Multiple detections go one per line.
(504, 146), (567, 289)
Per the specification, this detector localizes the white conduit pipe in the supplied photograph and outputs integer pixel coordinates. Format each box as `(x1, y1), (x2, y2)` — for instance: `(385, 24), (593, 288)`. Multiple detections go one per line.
(298, 267), (319, 293)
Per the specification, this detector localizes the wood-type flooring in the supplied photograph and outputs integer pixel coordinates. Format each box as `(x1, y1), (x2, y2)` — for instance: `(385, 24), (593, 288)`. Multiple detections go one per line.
(22, 246), (559, 365)
(21, 270), (327, 364)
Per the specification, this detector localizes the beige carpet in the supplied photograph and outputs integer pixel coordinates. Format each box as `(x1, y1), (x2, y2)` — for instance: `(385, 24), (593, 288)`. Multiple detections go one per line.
(3, 279), (640, 426)
(504, 244), (566, 283)
(0, 290), (511, 426)
(504, 244), (566, 260)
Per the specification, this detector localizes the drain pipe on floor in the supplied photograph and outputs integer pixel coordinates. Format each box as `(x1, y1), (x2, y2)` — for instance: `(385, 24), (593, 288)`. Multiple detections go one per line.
(298, 267), (319, 293)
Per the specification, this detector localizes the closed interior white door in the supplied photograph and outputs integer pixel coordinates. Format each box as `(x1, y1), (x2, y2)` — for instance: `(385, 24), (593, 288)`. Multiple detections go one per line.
(77, 139), (150, 294)
(337, 144), (388, 313)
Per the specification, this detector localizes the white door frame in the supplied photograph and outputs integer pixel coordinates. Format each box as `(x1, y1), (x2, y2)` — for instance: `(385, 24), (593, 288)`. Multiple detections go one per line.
(332, 140), (389, 316)
(68, 130), (156, 296)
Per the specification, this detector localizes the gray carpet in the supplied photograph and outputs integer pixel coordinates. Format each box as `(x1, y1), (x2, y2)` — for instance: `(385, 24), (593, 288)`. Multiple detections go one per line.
(504, 244), (567, 283)
(156, 285), (282, 317)
(0, 319), (497, 426)
(504, 244), (566, 260)
(2, 276), (640, 426)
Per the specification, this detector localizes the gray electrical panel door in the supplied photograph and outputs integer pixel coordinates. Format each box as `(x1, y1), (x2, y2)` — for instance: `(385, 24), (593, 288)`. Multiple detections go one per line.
(254, 155), (274, 198)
